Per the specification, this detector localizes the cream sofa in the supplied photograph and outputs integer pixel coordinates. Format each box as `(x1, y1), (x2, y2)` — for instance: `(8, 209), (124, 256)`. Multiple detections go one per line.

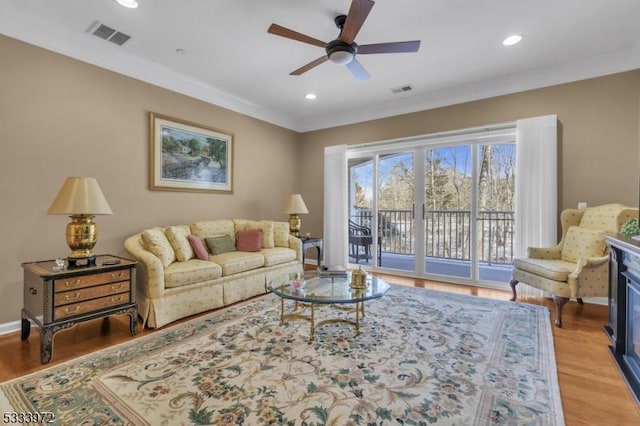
(124, 219), (302, 328)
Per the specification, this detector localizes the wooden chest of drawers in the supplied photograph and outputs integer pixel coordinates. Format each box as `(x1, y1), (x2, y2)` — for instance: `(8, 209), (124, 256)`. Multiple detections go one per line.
(21, 255), (137, 363)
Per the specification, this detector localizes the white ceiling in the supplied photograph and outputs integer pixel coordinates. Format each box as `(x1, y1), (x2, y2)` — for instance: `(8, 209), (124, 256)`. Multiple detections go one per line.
(1, 0), (640, 132)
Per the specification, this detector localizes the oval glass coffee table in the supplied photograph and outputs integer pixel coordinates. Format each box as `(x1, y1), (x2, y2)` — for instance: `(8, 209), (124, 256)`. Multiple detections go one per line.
(268, 273), (390, 342)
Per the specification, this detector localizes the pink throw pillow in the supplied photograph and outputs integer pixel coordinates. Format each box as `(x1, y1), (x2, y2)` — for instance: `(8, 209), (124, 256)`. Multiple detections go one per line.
(236, 229), (263, 252)
(187, 234), (208, 260)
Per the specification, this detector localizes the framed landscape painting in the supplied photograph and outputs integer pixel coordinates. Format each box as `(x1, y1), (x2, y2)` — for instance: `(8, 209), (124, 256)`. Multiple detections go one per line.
(149, 112), (233, 193)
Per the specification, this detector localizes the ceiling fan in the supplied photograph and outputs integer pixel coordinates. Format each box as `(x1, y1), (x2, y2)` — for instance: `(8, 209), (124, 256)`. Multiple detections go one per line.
(267, 0), (420, 81)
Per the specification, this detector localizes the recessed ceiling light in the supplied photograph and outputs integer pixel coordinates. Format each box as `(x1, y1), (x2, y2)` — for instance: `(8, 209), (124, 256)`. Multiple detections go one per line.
(305, 93), (317, 100)
(116, 0), (139, 9)
(502, 34), (522, 46)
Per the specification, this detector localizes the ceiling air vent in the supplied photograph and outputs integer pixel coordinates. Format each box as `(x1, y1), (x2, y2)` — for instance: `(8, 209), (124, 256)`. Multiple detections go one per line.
(87, 21), (131, 46)
(390, 84), (413, 94)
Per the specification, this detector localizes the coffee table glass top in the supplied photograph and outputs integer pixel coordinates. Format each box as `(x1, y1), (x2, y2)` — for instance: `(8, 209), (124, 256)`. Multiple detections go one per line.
(268, 273), (390, 304)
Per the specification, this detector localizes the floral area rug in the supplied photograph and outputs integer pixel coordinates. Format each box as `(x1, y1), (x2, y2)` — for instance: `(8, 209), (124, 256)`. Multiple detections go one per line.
(0, 285), (564, 425)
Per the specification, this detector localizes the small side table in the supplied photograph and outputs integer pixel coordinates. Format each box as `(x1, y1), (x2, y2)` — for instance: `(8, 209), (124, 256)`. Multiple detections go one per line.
(301, 237), (323, 266)
(21, 254), (138, 364)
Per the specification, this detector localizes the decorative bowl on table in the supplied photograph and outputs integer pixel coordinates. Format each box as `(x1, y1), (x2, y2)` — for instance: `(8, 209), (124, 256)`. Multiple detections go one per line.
(290, 278), (306, 290)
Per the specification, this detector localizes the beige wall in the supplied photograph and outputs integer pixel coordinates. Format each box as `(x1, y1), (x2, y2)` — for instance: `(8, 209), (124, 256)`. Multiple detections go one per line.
(2, 32), (640, 328)
(0, 35), (300, 325)
(298, 71), (640, 238)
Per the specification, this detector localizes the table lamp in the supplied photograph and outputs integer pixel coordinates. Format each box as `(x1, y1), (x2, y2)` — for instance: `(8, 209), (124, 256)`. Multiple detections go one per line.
(47, 177), (113, 267)
(284, 193), (309, 236)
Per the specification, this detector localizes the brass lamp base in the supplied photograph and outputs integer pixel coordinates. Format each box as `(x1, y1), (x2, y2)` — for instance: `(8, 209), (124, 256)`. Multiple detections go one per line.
(289, 214), (301, 236)
(65, 214), (98, 267)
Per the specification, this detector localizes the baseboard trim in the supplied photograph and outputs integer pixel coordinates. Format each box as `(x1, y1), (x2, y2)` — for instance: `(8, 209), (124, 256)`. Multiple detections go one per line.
(0, 320), (20, 336)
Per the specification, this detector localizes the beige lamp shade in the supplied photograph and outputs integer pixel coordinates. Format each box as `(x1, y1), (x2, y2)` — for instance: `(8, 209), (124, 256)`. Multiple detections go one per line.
(47, 177), (113, 215)
(47, 177), (112, 266)
(284, 194), (309, 214)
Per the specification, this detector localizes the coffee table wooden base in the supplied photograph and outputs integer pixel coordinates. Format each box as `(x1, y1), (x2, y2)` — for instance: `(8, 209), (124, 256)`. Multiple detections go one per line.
(279, 298), (365, 342)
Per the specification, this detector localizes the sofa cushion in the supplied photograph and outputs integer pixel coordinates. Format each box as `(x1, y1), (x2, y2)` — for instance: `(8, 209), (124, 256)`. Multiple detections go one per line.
(165, 225), (194, 262)
(206, 235), (236, 255)
(273, 221), (290, 248)
(141, 229), (176, 267)
(210, 251), (265, 276)
(561, 226), (606, 263)
(512, 257), (575, 282)
(164, 259), (222, 288)
(236, 228), (263, 252)
(260, 247), (297, 266)
(187, 234), (208, 260)
(191, 220), (236, 244)
(233, 219), (274, 248)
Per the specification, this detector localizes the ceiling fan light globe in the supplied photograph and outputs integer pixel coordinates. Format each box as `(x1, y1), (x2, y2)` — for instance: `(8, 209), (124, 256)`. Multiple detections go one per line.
(329, 50), (354, 65)
(116, 0), (139, 8)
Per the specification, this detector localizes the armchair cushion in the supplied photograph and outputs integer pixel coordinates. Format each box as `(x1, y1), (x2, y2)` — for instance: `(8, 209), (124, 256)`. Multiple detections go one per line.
(560, 226), (606, 263)
(512, 258), (575, 282)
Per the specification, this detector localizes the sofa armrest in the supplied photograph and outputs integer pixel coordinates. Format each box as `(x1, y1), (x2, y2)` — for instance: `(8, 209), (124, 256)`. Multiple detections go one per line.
(527, 244), (562, 260)
(288, 235), (303, 262)
(124, 234), (166, 299)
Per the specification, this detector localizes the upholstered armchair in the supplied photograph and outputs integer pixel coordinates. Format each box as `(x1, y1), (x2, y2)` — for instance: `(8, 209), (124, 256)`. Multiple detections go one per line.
(510, 203), (638, 327)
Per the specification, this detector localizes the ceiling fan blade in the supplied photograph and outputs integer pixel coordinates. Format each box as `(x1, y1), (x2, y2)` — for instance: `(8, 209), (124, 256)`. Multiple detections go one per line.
(358, 40), (421, 54)
(340, 0), (375, 44)
(346, 58), (371, 81)
(268, 23), (327, 48)
(290, 56), (329, 76)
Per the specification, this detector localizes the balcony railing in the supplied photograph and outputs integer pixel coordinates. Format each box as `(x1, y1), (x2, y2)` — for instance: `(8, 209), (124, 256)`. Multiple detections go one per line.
(351, 209), (514, 265)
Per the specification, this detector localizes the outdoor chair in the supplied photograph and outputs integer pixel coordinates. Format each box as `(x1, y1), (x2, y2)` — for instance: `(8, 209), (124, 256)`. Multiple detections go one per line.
(349, 220), (382, 265)
(510, 203), (637, 327)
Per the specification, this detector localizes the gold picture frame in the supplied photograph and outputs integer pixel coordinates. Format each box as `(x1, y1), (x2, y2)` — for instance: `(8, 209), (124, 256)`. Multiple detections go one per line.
(149, 112), (233, 193)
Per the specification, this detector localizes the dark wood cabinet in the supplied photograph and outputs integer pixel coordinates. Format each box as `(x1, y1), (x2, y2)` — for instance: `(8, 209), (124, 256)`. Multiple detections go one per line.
(21, 254), (138, 363)
(605, 243), (626, 353)
(604, 235), (640, 405)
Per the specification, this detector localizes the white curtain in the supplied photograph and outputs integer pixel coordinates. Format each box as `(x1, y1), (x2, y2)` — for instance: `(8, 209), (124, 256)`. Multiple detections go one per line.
(514, 114), (558, 296)
(323, 145), (349, 269)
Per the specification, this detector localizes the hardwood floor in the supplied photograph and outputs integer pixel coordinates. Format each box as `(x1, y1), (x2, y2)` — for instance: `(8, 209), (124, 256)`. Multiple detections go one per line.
(1, 274), (639, 425)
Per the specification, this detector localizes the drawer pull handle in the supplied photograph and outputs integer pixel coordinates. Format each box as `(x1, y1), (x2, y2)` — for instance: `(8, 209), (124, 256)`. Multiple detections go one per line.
(65, 292), (80, 301)
(65, 306), (80, 314)
(111, 272), (124, 279)
(65, 279), (81, 288)
(111, 295), (125, 303)
(110, 284), (125, 291)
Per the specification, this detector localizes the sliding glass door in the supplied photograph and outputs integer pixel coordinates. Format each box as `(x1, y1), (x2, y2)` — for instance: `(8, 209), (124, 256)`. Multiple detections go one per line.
(476, 143), (515, 283)
(424, 145), (472, 280)
(378, 152), (415, 272)
(347, 132), (516, 286)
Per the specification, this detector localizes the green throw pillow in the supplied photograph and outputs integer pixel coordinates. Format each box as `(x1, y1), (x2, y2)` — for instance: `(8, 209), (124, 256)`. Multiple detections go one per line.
(205, 235), (236, 256)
